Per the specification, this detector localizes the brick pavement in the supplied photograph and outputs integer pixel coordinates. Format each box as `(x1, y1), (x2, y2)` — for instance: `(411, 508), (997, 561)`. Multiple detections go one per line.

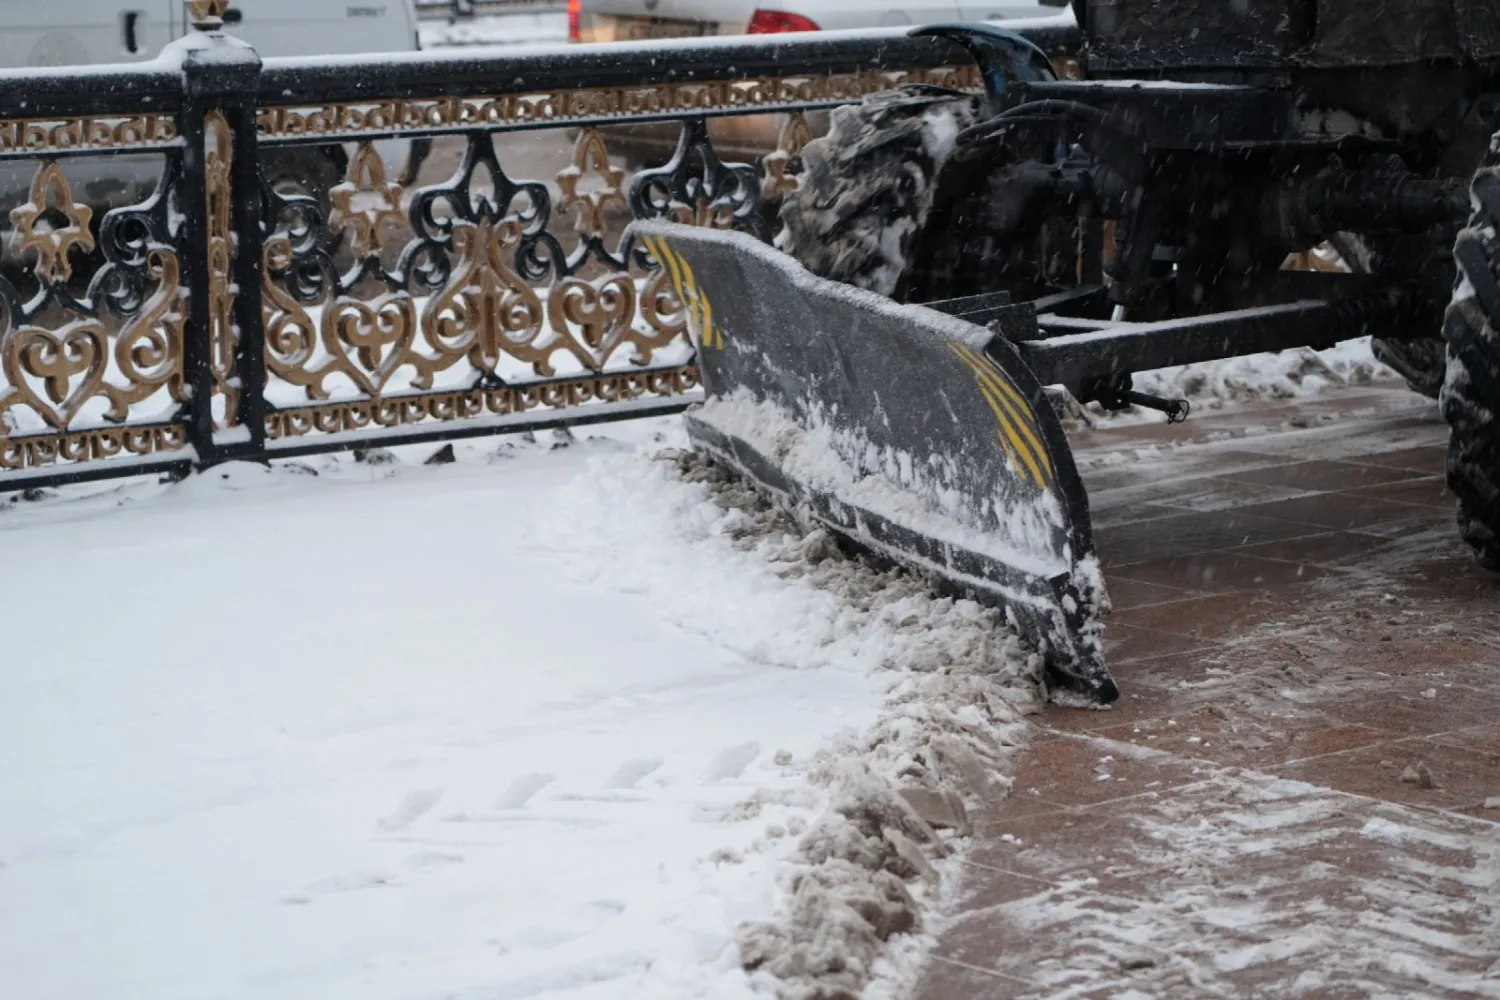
(915, 385), (1500, 999)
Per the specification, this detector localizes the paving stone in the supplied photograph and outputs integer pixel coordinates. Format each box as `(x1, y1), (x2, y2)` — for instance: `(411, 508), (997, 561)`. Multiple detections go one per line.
(1223, 458), (1430, 492)
(914, 389), (1500, 999)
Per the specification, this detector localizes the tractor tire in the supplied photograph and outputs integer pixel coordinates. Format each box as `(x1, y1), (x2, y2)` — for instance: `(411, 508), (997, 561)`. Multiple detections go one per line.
(777, 87), (1076, 305)
(1373, 336), (1447, 400)
(776, 86), (982, 298)
(1441, 167), (1500, 571)
(1330, 232), (1447, 399)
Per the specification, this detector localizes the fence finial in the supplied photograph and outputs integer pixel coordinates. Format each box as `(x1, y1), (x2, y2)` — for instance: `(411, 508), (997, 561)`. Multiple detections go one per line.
(187, 0), (229, 30)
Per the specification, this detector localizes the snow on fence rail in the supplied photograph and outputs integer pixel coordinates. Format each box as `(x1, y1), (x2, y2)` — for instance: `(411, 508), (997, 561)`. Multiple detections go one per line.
(0, 0), (1076, 491)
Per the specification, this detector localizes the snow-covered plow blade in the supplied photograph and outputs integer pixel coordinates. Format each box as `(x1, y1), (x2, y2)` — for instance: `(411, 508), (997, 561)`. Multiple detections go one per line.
(634, 222), (1115, 704)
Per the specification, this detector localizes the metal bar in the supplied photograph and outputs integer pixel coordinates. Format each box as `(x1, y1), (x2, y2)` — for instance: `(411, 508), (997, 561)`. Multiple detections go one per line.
(258, 23), (1078, 106)
(1036, 315), (1117, 333)
(0, 140), (184, 163)
(263, 395), (700, 460)
(1019, 294), (1405, 386)
(0, 27), (1045, 491)
(0, 65), (185, 120)
(1033, 283), (1107, 315)
(225, 103), (268, 456)
(175, 101), (217, 466)
(925, 290), (1013, 317)
(0, 455), (194, 494)
(254, 97), (939, 146)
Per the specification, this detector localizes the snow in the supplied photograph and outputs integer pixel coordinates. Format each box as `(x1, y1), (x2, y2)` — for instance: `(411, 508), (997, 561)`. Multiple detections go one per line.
(0, 418), (1039, 1000)
(985, 743), (1500, 998)
(1081, 336), (1399, 428)
(696, 389), (1068, 582)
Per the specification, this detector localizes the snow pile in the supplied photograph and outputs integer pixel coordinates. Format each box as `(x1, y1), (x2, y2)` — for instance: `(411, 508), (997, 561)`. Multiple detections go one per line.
(1131, 336), (1390, 407)
(1081, 336), (1397, 427)
(543, 446), (1042, 999)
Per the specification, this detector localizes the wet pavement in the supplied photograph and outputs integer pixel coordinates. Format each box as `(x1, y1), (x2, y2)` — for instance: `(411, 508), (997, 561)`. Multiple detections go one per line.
(916, 383), (1500, 998)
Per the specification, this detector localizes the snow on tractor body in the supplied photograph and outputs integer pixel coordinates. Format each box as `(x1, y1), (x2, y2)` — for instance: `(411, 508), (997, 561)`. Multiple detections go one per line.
(636, 1), (1500, 704)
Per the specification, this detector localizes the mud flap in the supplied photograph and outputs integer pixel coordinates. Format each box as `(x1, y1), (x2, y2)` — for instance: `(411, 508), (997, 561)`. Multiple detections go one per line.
(632, 221), (1116, 704)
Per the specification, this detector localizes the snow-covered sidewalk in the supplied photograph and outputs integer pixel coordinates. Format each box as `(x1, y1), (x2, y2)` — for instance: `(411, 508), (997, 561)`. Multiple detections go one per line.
(0, 420), (1035, 1000)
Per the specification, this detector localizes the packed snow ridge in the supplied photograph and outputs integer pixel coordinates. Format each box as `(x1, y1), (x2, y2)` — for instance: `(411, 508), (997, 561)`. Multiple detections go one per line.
(655, 449), (1044, 999)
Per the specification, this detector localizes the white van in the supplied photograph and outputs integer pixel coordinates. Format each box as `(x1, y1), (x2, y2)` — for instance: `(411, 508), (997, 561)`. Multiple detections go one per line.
(0, 1), (420, 67)
(0, 1), (422, 263)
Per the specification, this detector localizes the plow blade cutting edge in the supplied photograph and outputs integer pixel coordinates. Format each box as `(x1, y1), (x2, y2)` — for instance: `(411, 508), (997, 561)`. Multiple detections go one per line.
(633, 221), (1116, 705)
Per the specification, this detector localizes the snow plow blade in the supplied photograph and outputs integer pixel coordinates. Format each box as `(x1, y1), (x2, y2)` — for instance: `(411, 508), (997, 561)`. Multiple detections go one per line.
(633, 222), (1115, 705)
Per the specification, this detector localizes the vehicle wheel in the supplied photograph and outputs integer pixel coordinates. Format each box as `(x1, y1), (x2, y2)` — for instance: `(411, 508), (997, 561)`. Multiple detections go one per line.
(1441, 166), (1500, 571)
(1330, 232), (1448, 399)
(777, 86), (980, 297)
(777, 86), (1075, 304)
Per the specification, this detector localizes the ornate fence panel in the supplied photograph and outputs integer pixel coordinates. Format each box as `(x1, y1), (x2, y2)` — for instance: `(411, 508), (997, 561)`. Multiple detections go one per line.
(0, 52), (198, 486)
(0, 2), (1076, 489)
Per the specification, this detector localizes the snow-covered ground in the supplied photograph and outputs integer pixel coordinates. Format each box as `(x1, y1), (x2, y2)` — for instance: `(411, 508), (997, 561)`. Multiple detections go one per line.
(0, 331), (1417, 1000)
(0, 419), (1037, 1000)
(1086, 336), (1399, 428)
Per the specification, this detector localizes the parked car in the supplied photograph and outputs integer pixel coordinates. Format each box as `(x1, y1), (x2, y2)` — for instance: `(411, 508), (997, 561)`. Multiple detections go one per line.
(568, 0), (1070, 166)
(573, 0), (1065, 42)
(0, 0), (423, 268)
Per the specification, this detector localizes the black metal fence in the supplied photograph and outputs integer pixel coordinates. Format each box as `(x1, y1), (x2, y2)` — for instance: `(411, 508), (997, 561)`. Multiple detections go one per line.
(0, 2), (1074, 491)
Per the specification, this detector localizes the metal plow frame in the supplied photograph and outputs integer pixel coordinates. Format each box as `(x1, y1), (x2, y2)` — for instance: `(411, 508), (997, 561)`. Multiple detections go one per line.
(632, 221), (1117, 704)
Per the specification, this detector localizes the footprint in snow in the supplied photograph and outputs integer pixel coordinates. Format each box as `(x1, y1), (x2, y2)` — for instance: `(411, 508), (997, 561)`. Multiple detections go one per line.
(301, 870), (397, 895)
(705, 743), (760, 781)
(495, 772), (555, 809)
(377, 788), (442, 832)
(604, 758), (663, 790)
(403, 850), (464, 871)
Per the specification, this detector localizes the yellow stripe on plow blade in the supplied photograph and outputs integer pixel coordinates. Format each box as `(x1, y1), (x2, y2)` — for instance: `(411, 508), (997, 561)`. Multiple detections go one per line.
(643, 235), (722, 349)
(948, 343), (1053, 490)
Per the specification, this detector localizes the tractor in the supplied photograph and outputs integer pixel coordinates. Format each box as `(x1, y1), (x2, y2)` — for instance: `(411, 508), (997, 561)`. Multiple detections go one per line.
(634, 1), (1500, 703)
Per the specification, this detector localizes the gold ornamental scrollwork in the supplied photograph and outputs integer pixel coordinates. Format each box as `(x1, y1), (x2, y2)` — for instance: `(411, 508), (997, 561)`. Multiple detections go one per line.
(263, 236), (422, 400)
(2, 320), (110, 430)
(418, 218), (578, 381)
(0, 251), (188, 432)
(546, 275), (636, 362)
(0, 114), (177, 154)
(762, 112), (814, 200)
(0, 156), (188, 468)
(0, 424), (188, 471)
(187, 0), (229, 29)
(263, 366), (701, 441)
(329, 142), (406, 259)
(204, 110), (238, 428)
(10, 161), (95, 283)
(102, 250), (189, 420)
(257, 65), (982, 141)
(557, 129), (626, 241)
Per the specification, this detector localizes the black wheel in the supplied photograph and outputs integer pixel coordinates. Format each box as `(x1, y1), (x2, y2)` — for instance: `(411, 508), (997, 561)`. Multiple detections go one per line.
(777, 86), (979, 297)
(1441, 165), (1500, 571)
(777, 86), (1075, 305)
(1330, 231), (1449, 400)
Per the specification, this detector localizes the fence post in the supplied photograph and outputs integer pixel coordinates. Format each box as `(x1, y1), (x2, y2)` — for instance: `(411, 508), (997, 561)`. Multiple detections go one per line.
(178, 0), (266, 468)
